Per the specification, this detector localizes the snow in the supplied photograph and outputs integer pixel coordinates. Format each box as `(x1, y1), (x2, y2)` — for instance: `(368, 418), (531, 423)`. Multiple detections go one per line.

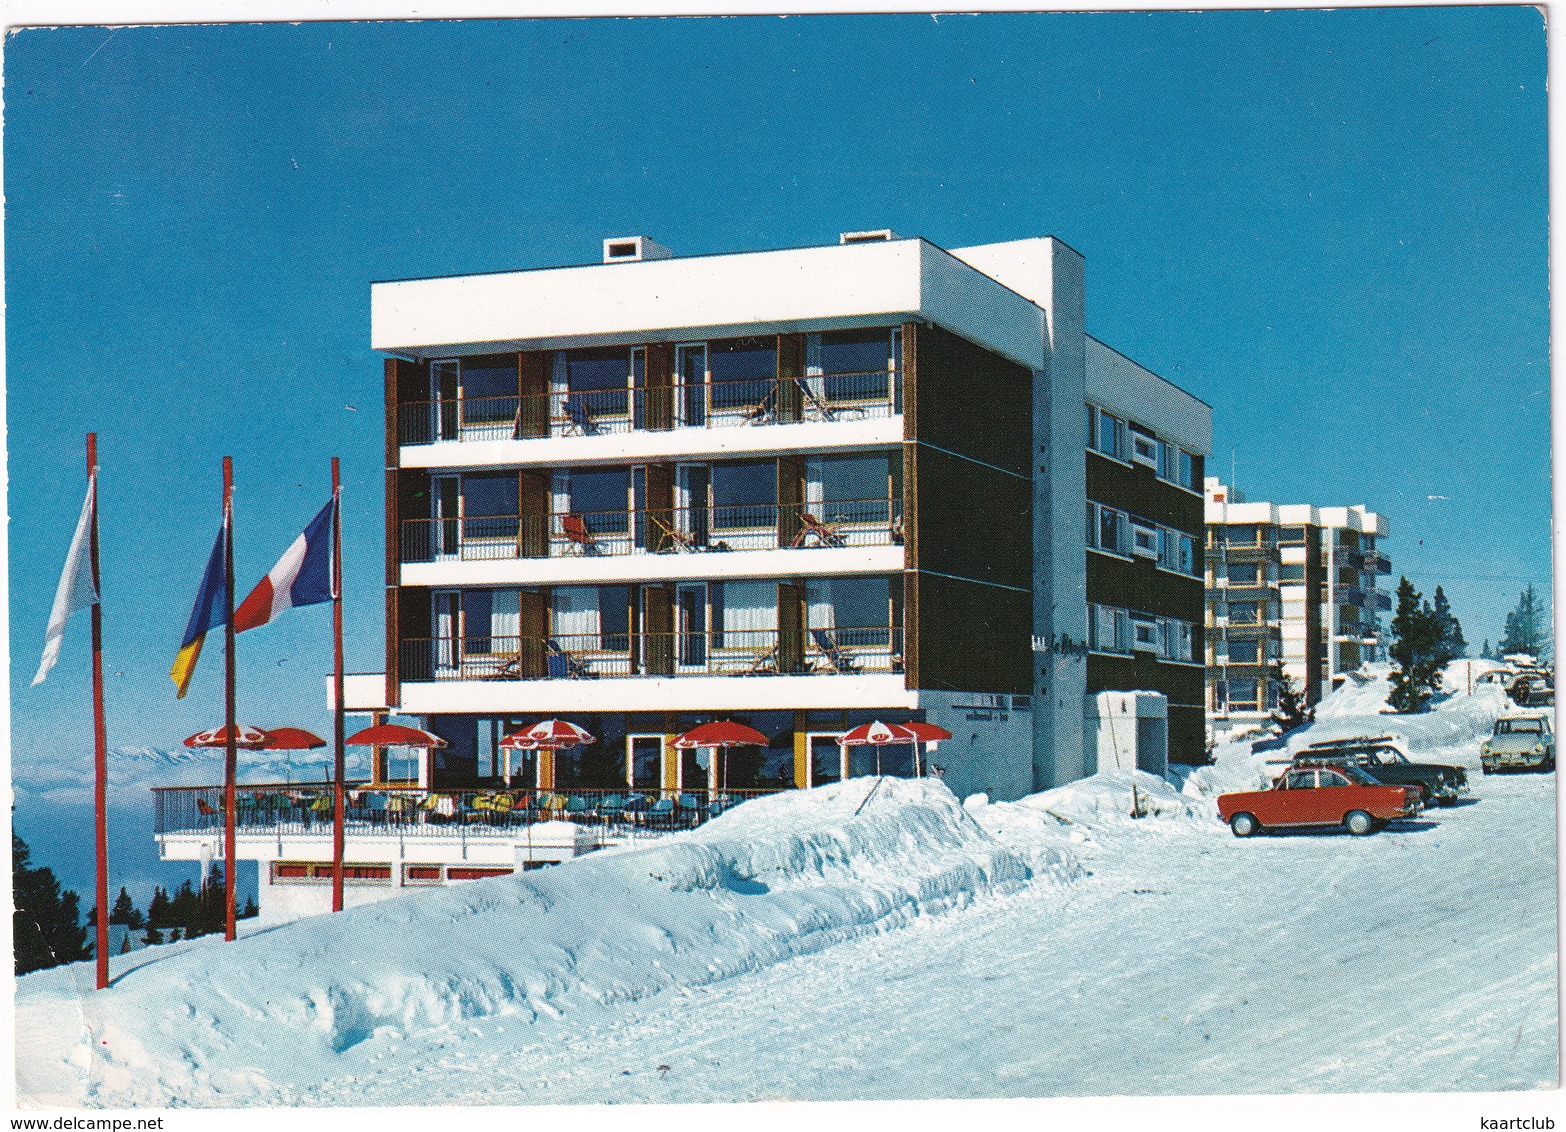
(15, 663), (1556, 1108)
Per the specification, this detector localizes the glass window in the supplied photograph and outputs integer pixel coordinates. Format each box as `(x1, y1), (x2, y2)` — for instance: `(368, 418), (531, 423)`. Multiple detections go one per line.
(817, 454), (892, 522)
(709, 337), (776, 409)
(1178, 449), (1196, 489)
(1227, 639), (1260, 664)
(462, 472), (518, 520)
(459, 355), (519, 425)
(812, 576), (891, 631)
(599, 585), (631, 652)
(817, 328), (895, 403)
(715, 580), (776, 648)
(1098, 506), (1124, 553)
(1229, 602), (1261, 625)
(1228, 678), (1260, 707)
(1279, 564), (1306, 583)
(1227, 562), (1260, 585)
(567, 468), (630, 534)
(710, 460), (777, 530)
(1131, 432), (1159, 466)
(1279, 526), (1307, 545)
(1097, 410), (1124, 459)
(561, 347), (631, 393)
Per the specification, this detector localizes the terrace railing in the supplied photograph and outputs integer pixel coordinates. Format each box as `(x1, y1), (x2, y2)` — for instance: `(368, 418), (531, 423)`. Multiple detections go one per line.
(401, 499), (903, 563)
(152, 782), (788, 839)
(398, 369), (903, 446)
(399, 627), (904, 682)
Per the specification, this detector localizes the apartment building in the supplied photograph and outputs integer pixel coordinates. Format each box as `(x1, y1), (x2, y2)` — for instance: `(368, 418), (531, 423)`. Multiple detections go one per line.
(156, 230), (1210, 922)
(1204, 479), (1390, 732)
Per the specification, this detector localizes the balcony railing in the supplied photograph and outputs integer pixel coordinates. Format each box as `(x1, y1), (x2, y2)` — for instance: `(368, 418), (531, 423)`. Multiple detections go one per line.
(152, 782), (788, 839)
(398, 370), (903, 446)
(402, 499), (903, 563)
(400, 627), (904, 682)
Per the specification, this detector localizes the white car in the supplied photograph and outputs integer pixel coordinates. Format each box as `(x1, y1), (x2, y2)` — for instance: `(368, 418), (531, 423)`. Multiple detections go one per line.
(1480, 711), (1555, 773)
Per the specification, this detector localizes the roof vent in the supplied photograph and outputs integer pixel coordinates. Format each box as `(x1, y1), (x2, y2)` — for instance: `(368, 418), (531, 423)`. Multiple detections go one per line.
(840, 229), (900, 245)
(603, 236), (673, 264)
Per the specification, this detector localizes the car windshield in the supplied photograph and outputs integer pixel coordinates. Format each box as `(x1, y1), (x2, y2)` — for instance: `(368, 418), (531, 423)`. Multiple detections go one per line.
(1374, 748), (1408, 765)
(1333, 765), (1379, 786)
(1497, 719), (1545, 734)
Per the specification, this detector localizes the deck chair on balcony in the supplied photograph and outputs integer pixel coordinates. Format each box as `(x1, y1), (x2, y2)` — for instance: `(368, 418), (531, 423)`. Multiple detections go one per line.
(742, 643), (780, 675)
(792, 512), (847, 548)
(792, 378), (839, 422)
(649, 513), (702, 553)
(810, 628), (861, 674)
(560, 396), (600, 436)
(561, 512), (604, 556)
(743, 384), (779, 424)
(546, 638), (595, 680)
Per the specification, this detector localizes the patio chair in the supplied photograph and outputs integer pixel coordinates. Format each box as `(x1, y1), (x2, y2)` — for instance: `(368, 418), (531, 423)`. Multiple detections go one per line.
(546, 638), (595, 680)
(792, 512), (846, 548)
(560, 396), (599, 436)
(810, 628), (861, 674)
(793, 378), (839, 421)
(649, 513), (703, 553)
(743, 384), (779, 424)
(561, 512), (603, 556)
(647, 796), (676, 829)
(741, 644), (780, 675)
(196, 798), (221, 819)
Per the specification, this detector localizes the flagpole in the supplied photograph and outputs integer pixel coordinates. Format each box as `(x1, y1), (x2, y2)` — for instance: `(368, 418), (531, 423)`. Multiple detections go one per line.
(222, 457), (238, 943)
(331, 458), (346, 914)
(87, 434), (109, 991)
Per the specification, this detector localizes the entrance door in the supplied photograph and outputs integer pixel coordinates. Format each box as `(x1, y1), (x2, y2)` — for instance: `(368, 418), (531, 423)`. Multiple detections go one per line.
(433, 591), (461, 675)
(432, 475), (461, 558)
(627, 735), (664, 792)
(808, 733), (844, 786)
(676, 343), (707, 427)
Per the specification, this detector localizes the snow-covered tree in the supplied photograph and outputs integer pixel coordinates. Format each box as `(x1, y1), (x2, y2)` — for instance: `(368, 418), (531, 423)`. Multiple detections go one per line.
(1269, 664), (1313, 733)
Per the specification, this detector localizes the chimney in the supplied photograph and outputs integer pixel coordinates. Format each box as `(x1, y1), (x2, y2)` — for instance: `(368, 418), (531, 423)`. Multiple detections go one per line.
(840, 229), (900, 245)
(603, 236), (673, 264)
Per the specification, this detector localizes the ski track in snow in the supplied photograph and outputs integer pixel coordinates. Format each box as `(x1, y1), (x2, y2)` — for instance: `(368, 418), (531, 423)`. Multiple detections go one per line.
(17, 666), (1558, 1106)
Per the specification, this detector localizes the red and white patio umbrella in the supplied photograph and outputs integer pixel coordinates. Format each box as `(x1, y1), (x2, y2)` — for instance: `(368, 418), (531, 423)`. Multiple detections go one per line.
(345, 724), (448, 788)
(673, 721), (770, 790)
(258, 727), (327, 750)
(498, 720), (596, 788)
(839, 720), (923, 777)
(184, 724), (271, 749)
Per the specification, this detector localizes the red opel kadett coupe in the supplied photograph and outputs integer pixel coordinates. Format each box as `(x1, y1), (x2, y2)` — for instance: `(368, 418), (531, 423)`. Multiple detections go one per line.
(1218, 763), (1422, 838)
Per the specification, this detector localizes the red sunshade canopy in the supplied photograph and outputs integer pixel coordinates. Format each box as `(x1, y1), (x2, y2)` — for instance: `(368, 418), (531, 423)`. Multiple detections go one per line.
(184, 724), (270, 749)
(673, 721), (770, 749)
(499, 720), (596, 750)
(259, 727), (328, 751)
(344, 724), (447, 748)
(839, 721), (920, 747)
(901, 722), (953, 744)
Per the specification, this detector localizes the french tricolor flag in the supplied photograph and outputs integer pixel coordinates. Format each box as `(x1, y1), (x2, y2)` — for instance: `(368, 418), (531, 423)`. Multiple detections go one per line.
(234, 497), (337, 633)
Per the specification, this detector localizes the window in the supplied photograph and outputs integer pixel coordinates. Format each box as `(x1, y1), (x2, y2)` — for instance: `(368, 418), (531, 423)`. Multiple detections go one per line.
(1159, 530), (1197, 575)
(1090, 503), (1128, 555)
(1227, 639), (1260, 664)
(1131, 431), (1159, 468)
(1279, 526), (1307, 546)
(565, 467), (631, 534)
(1279, 564), (1306, 583)
(1089, 604), (1132, 654)
(710, 460), (777, 530)
(457, 355), (520, 427)
(709, 337), (776, 409)
(813, 328), (898, 403)
(1227, 679), (1261, 708)
(1088, 405), (1126, 460)
(1131, 522), (1160, 558)
(1162, 619), (1195, 662)
(815, 454), (893, 524)
(1227, 562), (1260, 585)
(1177, 450), (1197, 490)
(713, 580), (776, 649)
(1132, 617), (1162, 652)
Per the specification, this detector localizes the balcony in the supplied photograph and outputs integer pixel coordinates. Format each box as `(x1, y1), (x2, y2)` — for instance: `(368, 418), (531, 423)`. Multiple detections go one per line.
(153, 783), (786, 840)
(1209, 543), (1275, 562)
(402, 500), (902, 565)
(399, 628), (904, 683)
(1333, 584), (1365, 606)
(398, 370), (902, 448)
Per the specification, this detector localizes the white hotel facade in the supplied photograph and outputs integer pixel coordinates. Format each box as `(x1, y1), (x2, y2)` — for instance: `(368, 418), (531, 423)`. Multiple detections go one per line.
(158, 230), (1212, 921)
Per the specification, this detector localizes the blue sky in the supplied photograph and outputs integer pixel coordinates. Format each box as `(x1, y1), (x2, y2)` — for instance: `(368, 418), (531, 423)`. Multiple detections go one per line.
(7, 10), (1549, 828)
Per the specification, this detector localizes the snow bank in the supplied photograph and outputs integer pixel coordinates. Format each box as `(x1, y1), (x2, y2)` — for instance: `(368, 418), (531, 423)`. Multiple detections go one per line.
(18, 776), (1071, 1109)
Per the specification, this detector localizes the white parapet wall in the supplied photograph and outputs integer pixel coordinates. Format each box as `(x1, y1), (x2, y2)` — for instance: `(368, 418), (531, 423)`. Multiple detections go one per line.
(915, 690), (1035, 803)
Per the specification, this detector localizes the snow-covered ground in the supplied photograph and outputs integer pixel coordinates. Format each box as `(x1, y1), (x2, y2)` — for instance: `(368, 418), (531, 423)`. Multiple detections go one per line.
(15, 665), (1556, 1107)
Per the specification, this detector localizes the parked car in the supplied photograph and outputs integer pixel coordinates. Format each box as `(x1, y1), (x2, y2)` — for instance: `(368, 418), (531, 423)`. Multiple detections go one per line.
(1218, 764), (1422, 838)
(1480, 711), (1555, 774)
(1293, 735), (1469, 807)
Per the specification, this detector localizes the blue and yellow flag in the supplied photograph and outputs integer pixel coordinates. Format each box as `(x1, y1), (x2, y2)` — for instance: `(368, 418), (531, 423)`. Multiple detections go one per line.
(172, 522), (229, 698)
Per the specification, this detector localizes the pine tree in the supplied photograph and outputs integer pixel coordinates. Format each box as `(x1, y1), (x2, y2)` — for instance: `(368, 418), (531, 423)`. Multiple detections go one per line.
(1388, 577), (1444, 713)
(241, 896), (259, 920)
(1268, 664), (1313, 733)
(109, 886), (144, 929)
(148, 886), (171, 929)
(1499, 585), (1550, 661)
(1431, 586), (1467, 663)
(141, 925), (164, 947)
(1481, 639), (1494, 661)
(13, 835), (92, 976)
(170, 879), (201, 940)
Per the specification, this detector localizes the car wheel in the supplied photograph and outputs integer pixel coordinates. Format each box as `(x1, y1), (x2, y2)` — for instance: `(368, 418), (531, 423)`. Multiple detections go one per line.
(1230, 812), (1261, 838)
(1436, 794), (1458, 807)
(1344, 810), (1376, 836)
(1543, 756), (1555, 773)
(1481, 765), (1494, 775)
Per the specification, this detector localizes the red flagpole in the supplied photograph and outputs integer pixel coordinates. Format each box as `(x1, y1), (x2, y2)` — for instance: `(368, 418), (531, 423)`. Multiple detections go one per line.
(331, 459), (346, 914)
(222, 457), (238, 942)
(87, 434), (109, 991)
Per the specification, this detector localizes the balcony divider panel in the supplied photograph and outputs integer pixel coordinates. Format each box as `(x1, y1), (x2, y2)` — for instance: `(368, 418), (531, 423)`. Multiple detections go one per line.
(777, 332), (805, 424)
(644, 343), (675, 431)
(517, 351), (550, 438)
(777, 454), (805, 549)
(778, 580), (806, 674)
(519, 470), (550, 558)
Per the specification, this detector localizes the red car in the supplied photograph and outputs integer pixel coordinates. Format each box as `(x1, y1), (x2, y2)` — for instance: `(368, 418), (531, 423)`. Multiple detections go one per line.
(1218, 763), (1422, 838)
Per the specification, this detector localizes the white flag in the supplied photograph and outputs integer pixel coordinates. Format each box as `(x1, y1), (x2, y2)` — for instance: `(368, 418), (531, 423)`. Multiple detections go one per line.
(33, 480), (99, 686)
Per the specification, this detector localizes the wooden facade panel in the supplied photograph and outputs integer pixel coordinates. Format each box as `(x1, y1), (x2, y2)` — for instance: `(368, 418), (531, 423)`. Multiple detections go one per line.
(1085, 553), (1203, 622)
(910, 572), (1030, 696)
(518, 351), (550, 438)
(1086, 455), (1203, 534)
(912, 445), (1031, 591)
(911, 322), (1032, 477)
